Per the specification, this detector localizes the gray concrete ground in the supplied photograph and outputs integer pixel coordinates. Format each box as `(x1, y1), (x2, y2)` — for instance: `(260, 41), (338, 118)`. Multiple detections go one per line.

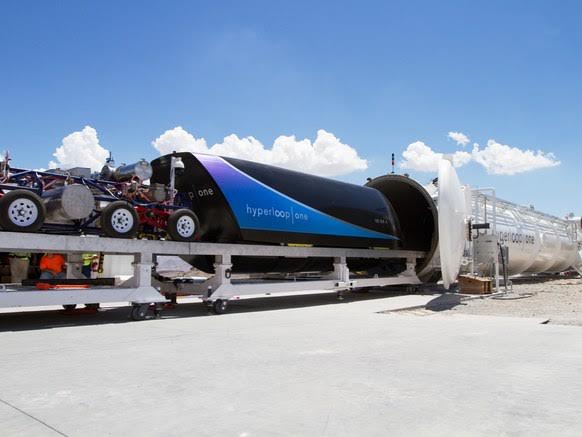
(1, 291), (582, 436)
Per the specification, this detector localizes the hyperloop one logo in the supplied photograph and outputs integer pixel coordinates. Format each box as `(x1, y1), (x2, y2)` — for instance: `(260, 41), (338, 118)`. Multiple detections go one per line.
(245, 204), (308, 224)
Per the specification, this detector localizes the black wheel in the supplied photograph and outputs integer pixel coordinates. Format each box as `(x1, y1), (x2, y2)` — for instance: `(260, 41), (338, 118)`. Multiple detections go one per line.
(167, 209), (199, 242)
(130, 304), (149, 321)
(85, 303), (100, 310)
(0, 190), (46, 232)
(211, 299), (228, 315)
(100, 201), (139, 238)
(62, 304), (77, 311)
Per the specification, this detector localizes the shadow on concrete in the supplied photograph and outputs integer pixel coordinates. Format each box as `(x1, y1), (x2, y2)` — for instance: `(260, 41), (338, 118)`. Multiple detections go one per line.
(425, 293), (463, 312)
(0, 286), (423, 332)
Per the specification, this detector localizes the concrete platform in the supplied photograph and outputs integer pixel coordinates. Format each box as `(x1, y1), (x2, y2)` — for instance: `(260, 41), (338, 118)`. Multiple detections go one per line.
(1, 293), (581, 436)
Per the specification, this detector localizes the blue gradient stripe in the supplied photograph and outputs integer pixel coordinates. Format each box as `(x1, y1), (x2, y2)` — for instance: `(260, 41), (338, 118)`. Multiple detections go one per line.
(197, 154), (397, 240)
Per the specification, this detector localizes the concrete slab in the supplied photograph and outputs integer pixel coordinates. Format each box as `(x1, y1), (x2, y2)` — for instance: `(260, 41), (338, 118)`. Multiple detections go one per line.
(0, 400), (63, 436)
(1, 294), (581, 436)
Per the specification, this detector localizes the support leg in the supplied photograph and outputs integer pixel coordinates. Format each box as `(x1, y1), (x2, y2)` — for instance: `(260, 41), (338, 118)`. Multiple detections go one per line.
(329, 257), (350, 300)
(66, 253), (86, 279)
(133, 252), (154, 288)
(125, 252), (168, 317)
(331, 256), (350, 284)
(67, 253), (100, 310)
(404, 257), (418, 277)
(204, 254), (233, 312)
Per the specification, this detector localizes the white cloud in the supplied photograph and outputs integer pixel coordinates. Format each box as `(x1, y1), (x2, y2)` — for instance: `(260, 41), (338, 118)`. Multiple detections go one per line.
(452, 150), (473, 167)
(401, 141), (440, 172)
(401, 137), (559, 175)
(448, 131), (470, 147)
(401, 141), (471, 172)
(211, 134), (272, 163)
(471, 140), (560, 175)
(151, 127), (367, 177)
(152, 126), (208, 155)
(266, 130), (367, 176)
(48, 126), (109, 172)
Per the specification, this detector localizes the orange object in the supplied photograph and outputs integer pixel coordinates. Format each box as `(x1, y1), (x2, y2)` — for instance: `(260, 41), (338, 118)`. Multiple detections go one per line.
(40, 254), (66, 274)
(53, 284), (89, 289)
(36, 282), (90, 290)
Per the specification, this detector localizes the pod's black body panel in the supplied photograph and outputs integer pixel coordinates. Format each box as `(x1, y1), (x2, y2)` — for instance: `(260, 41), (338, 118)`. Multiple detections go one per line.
(151, 153), (403, 273)
(151, 153), (401, 245)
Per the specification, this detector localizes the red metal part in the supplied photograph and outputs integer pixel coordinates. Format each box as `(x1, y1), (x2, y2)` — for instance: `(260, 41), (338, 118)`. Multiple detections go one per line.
(135, 205), (171, 229)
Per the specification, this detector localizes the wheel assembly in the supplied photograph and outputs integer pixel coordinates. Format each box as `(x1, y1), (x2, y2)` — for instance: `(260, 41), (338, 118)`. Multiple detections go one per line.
(100, 201), (139, 238)
(210, 299), (228, 314)
(167, 209), (199, 242)
(130, 304), (150, 321)
(130, 303), (163, 320)
(0, 190), (46, 232)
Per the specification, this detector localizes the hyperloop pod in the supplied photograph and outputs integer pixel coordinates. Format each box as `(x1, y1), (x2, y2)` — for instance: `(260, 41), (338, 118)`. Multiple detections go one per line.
(151, 153), (459, 279)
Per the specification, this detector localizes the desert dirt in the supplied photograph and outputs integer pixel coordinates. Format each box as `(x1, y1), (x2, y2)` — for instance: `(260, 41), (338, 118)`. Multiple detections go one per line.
(446, 277), (582, 326)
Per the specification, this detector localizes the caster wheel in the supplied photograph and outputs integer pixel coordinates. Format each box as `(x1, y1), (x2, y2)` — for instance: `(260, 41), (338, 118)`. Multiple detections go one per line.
(130, 304), (149, 321)
(211, 299), (228, 315)
(62, 304), (77, 311)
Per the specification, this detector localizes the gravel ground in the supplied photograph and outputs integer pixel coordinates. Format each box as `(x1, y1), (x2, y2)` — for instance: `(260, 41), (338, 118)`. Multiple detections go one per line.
(448, 277), (582, 326)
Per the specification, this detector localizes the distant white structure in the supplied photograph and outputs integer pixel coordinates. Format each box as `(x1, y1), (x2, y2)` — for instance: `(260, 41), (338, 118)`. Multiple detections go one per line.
(426, 175), (582, 278)
(469, 191), (582, 276)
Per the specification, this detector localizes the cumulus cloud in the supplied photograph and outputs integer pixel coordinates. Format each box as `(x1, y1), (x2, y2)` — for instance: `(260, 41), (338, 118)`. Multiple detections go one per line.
(448, 131), (470, 147)
(211, 134), (271, 163)
(152, 127), (367, 177)
(152, 126), (208, 155)
(48, 126), (109, 172)
(401, 141), (471, 172)
(401, 136), (559, 175)
(471, 140), (560, 175)
(268, 130), (367, 176)
(452, 150), (473, 167)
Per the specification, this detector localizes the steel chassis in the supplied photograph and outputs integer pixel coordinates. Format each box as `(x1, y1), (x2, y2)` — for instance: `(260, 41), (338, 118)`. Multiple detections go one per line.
(0, 231), (426, 318)
(0, 168), (181, 235)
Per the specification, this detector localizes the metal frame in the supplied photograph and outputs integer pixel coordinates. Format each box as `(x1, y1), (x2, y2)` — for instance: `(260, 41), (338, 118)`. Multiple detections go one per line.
(0, 167), (184, 236)
(0, 231), (426, 315)
(471, 188), (500, 292)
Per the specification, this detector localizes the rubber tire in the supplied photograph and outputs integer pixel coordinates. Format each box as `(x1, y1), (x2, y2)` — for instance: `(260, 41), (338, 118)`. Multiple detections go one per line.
(100, 201), (139, 238)
(167, 209), (199, 242)
(0, 190), (46, 232)
(62, 304), (77, 311)
(130, 304), (149, 321)
(211, 299), (228, 315)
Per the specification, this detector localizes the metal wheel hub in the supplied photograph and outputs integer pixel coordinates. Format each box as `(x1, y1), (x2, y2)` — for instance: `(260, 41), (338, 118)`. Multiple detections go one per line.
(111, 209), (134, 233)
(8, 198), (38, 226)
(176, 215), (195, 238)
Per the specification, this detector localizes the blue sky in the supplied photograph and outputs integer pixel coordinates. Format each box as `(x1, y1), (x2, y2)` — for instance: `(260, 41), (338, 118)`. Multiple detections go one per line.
(1, 0), (581, 216)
